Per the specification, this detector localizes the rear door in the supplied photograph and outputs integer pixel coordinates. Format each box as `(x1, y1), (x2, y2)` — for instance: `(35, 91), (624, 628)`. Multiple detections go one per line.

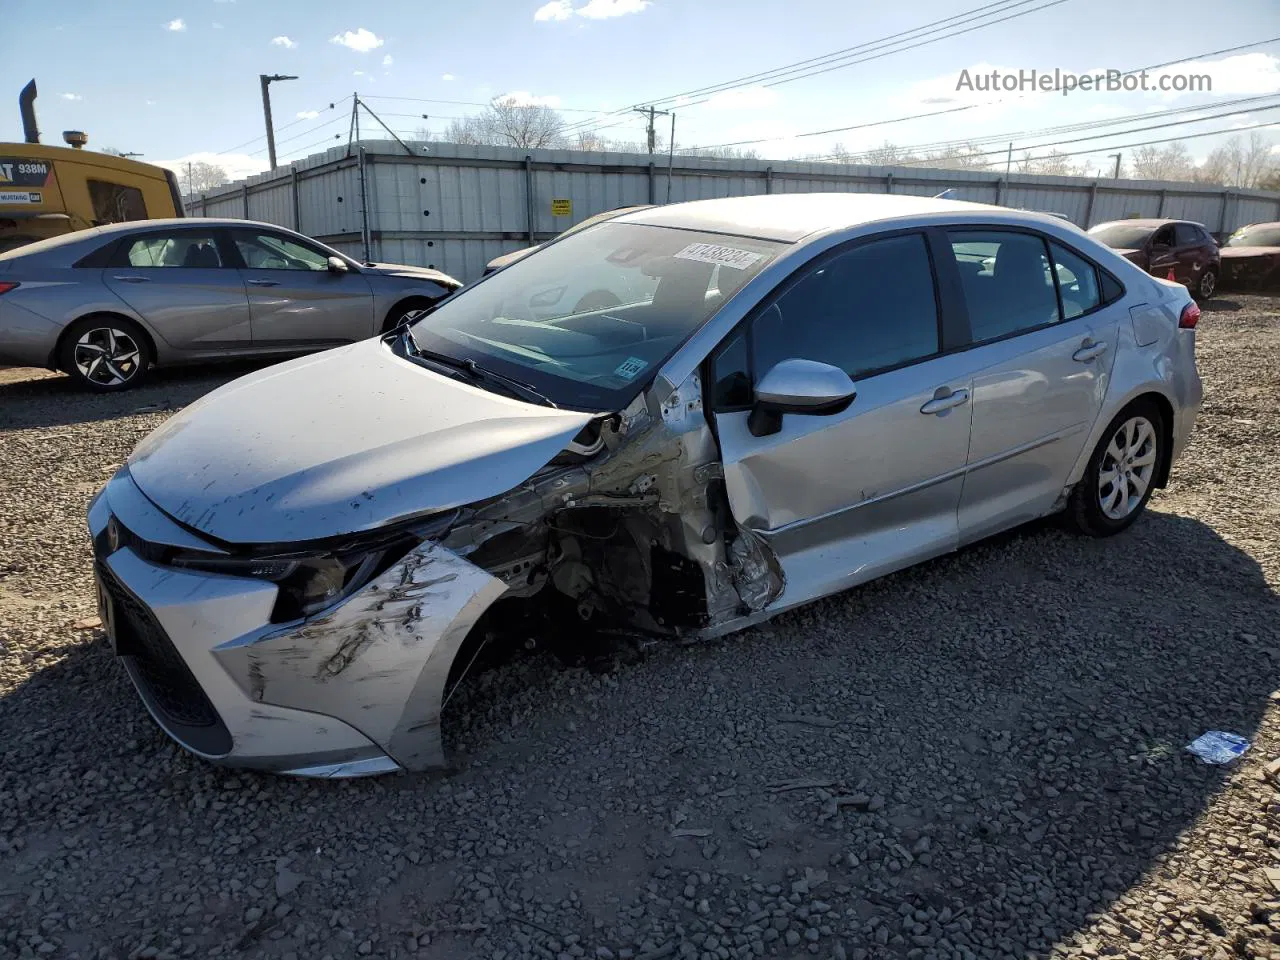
(1147, 224), (1178, 281)
(1173, 222), (1210, 287)
(944, 230), (1121, 543)
(104, 227), (252, 350)
(228, 228), (374, 347)
(709, 231), (978, 607)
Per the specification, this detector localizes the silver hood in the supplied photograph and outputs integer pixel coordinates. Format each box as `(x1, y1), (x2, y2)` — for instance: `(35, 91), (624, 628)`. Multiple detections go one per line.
(127, 338), (593, 544)
(362, 261), (460, 286)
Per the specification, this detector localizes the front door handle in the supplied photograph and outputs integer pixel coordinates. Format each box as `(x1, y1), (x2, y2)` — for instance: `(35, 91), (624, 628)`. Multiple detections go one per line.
(920, 388), (969, 415)
(112, 275), (151, 283)
(1073, 340), (1108, 362)
(246, 279), (279, 287)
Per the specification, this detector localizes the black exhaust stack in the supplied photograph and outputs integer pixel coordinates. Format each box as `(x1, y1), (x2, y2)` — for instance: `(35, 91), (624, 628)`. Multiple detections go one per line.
(19, 79), (40, 144)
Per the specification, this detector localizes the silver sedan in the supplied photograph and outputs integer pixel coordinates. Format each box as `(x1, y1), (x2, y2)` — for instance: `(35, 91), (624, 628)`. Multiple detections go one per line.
(0, 217), (460, 390)
(87, 193), (1202, 776)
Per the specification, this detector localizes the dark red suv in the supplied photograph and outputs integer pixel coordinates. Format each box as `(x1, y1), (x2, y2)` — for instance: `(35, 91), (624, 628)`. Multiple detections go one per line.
(1087, 218), (1220, 299)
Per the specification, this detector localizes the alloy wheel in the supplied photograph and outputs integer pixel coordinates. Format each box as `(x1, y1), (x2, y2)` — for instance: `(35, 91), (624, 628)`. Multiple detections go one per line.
(74, 327), (142, 387)
(1199, 269), (1216, 299)
(1098, 416), (1158, 520)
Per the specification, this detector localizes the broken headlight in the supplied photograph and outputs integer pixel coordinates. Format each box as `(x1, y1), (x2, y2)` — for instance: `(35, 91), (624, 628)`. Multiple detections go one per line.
(169, 545), (404, 623)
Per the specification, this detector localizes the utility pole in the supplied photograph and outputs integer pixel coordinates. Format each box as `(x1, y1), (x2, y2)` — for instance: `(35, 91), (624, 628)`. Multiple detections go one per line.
(1005, 142), (1013, 176)
(1108, 152), (1122, 179)
(633, 105), (672, 155)
(260, 73), (298, 170)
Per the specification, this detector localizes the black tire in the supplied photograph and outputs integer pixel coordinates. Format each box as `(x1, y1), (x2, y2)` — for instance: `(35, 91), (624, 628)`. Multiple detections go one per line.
(382, 298), (437, 333)
(59, 315), (152, 392)
(1065, 400), (1164, 537)
(1195, 267), (1217, 300)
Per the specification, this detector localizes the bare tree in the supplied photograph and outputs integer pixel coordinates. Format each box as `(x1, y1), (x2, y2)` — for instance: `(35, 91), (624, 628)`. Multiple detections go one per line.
(920, 143), (990, 171)
(1198, 132), (1278, 188)
(1017, 149), (1088, 177)
(1130, 142), (1194, 181)
(861, 141), (917, 166)
(443, 96), (566, 149)
(178, 161), (230, 195)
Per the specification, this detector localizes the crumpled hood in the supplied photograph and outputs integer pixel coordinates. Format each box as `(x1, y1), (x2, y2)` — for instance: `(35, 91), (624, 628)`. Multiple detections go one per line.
(127, 338), (592, 545)
(362, 261), (460, 287)
(1113, 248), (1143, 263)
(1220, 246), (1280, 259)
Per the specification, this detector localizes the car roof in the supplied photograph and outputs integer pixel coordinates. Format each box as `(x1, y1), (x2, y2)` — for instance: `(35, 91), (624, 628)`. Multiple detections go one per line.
(616, 193), (1024, 242)
(73, 217), (300, 236)
(1091, 218), (1203, 229)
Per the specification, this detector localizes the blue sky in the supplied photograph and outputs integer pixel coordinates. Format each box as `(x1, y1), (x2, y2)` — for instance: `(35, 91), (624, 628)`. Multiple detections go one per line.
(1, 0), (1277, 182)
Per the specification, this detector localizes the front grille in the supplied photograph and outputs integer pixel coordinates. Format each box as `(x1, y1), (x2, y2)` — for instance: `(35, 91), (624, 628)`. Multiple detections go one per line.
(96, 560), (220, 728)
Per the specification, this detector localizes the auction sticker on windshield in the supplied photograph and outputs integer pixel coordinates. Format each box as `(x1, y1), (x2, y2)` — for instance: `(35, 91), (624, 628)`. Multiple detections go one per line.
(613, 356), (647, 380)
(674, 242), (763, 270)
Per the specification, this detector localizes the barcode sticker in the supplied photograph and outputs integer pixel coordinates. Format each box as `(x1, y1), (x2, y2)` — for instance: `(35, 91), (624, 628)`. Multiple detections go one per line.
(673, 242), (763, 270)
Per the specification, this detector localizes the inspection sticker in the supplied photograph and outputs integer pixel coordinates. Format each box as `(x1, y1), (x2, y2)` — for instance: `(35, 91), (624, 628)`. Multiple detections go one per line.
(613, 356), (647, 380)
(673, 242), (763, 270)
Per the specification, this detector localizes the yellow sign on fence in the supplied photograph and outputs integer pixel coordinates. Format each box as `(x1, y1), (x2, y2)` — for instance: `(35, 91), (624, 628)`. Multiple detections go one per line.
(551, 198), (572, 217)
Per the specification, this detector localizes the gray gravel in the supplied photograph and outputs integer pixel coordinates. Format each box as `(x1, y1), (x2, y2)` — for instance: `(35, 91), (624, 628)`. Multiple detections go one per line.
(2, 298), (1279, 960)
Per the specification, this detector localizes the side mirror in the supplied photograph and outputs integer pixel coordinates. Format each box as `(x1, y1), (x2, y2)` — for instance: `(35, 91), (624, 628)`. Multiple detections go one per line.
(327, 256), (349, 274)
(748, 358), (857, 437)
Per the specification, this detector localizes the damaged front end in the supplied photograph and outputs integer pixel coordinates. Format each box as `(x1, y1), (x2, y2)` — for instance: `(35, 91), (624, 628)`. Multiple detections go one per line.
(90, 370), (783, 776)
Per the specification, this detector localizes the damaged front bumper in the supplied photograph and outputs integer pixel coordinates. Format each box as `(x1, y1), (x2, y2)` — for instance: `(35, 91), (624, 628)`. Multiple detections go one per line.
(88, 475), (507, 776)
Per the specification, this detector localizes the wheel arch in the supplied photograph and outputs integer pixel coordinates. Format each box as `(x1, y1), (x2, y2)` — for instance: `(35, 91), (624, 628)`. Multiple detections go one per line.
(381, 293), (445, 334)
(1066, 387), (1177, 491)
(49, 310), (159, 373)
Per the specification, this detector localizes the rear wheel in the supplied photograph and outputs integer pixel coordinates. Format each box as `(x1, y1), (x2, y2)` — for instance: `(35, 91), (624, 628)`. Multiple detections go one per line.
(1066, 401), (1163, 537)
(59, 315), (152, 392)
(1196, 267), (1217, 300)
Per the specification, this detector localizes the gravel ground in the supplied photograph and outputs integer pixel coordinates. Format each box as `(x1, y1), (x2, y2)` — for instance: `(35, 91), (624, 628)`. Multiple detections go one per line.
(1, 296), (1278, 960)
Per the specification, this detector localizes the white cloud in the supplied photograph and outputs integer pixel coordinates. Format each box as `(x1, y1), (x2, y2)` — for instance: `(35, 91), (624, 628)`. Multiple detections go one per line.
(212, 22), (223, 29)
(296, 110), (320, 120)
(330, 27), (383, 53)
(60, 93), (82, 101)
(145, 100), (157, 106)
(382, 54), (393, 67)
(1148, 52), (1280, 99)
(166, 18), (186, 31)
(154, 151), (267, 184)
(706, 86), (781, 110)
(441, 73), (456, 82)
(534, 0), (573, 20)
(500, 90), (562, 108)
(271, 36), (297, 49)
(354, 70), (365, 77)
(575, 0), (650, 17)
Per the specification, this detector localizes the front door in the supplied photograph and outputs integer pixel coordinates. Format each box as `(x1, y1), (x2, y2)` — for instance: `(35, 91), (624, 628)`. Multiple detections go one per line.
(228, 229), (374, 347)
(1147, 224), (1178, 281)
(944, 230), (1119, 543)
(709, 232), (976, 609)
(103, 227), (251, 351)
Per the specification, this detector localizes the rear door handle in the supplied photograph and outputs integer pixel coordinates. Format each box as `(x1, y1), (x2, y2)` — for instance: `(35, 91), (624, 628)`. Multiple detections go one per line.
(1073, 340), (1108, 362)
(112, 275), (151, 283)
(920, 388), (969, 415)
(246, 279), (279, 287)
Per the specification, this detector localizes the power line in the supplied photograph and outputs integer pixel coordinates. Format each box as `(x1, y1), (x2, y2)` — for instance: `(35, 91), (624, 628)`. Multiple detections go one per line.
(210, 95), (352, 158)
(560, 0), (1070, 134)
(361, 94), (607, 114)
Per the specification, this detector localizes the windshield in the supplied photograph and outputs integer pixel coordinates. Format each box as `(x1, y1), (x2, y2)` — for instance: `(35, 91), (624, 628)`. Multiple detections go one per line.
(1226, 225), (1280, 248)
(408, 221), (784, 411)
(1087, 223), (1154, 249)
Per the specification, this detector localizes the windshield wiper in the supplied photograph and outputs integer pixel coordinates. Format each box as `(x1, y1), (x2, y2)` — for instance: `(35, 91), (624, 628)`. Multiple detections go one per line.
(401, 329), (557, 408)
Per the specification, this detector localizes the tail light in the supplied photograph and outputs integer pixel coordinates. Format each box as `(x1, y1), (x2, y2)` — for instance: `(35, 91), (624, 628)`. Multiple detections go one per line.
(1178, 302), (1201, 329)
(0, 282), (19, 295)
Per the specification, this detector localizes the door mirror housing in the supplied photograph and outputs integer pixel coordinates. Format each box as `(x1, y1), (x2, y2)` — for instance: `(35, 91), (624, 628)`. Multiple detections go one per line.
(327, 256), (349, 274)
(748, 358), (857, 437)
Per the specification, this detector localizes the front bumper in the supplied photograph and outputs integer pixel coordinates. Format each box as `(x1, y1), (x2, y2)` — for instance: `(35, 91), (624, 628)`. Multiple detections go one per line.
(88, 473), (507, 776)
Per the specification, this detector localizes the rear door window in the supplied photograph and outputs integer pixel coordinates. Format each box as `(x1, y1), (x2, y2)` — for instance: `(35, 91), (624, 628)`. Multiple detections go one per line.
(119, 232), (224, 268)
(948, 230), (1059, 342)
(1049, 243), (1101, 319)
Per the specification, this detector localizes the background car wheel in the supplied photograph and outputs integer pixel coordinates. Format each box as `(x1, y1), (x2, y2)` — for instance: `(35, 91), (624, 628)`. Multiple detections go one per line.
(1066, 401), (1164, 537)
(59, 316), (152, 392)
(1196, 268), (1217, 300)
(382, 298), (438, 333)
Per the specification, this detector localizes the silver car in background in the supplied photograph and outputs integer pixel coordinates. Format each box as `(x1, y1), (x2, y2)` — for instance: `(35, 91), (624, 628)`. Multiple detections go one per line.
(0, 218), (460, 390)
(87, 194), (1202, 776)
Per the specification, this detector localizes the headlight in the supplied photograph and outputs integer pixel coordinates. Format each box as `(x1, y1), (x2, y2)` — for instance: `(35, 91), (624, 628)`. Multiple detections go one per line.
(170, 545), (405, 622)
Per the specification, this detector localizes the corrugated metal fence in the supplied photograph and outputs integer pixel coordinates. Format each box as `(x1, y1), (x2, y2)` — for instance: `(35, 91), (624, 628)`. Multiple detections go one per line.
(187, 140), (1280, 282)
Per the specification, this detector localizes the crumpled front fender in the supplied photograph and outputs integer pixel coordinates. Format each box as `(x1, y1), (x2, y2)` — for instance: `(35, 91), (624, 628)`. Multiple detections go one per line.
(213, 542), (507, 772)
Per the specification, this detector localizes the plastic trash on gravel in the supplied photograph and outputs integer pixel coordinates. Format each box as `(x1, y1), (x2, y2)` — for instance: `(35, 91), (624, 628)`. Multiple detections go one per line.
(1185, 731), (1250, 764)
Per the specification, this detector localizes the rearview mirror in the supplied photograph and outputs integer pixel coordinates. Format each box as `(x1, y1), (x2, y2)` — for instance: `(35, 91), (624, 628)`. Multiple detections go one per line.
(327, 256), (349, 274)
(748, 358), (857, 437)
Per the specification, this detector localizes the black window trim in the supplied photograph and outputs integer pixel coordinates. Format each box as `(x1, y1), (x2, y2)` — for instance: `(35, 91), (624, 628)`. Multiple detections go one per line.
(105, 226), (237, 269)
(938, 223), (1126, 353)
(706, 226), (950, 414)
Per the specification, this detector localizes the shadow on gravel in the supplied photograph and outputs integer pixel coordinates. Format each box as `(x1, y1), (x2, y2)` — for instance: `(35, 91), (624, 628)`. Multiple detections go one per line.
(0, 359), (276, 431)
(2, 508), (1277, 957)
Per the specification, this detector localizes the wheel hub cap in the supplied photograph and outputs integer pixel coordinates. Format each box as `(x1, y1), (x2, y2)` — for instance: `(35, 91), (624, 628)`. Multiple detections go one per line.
(74, 328), (141, 386)
(1098, 415), (1157, 520)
